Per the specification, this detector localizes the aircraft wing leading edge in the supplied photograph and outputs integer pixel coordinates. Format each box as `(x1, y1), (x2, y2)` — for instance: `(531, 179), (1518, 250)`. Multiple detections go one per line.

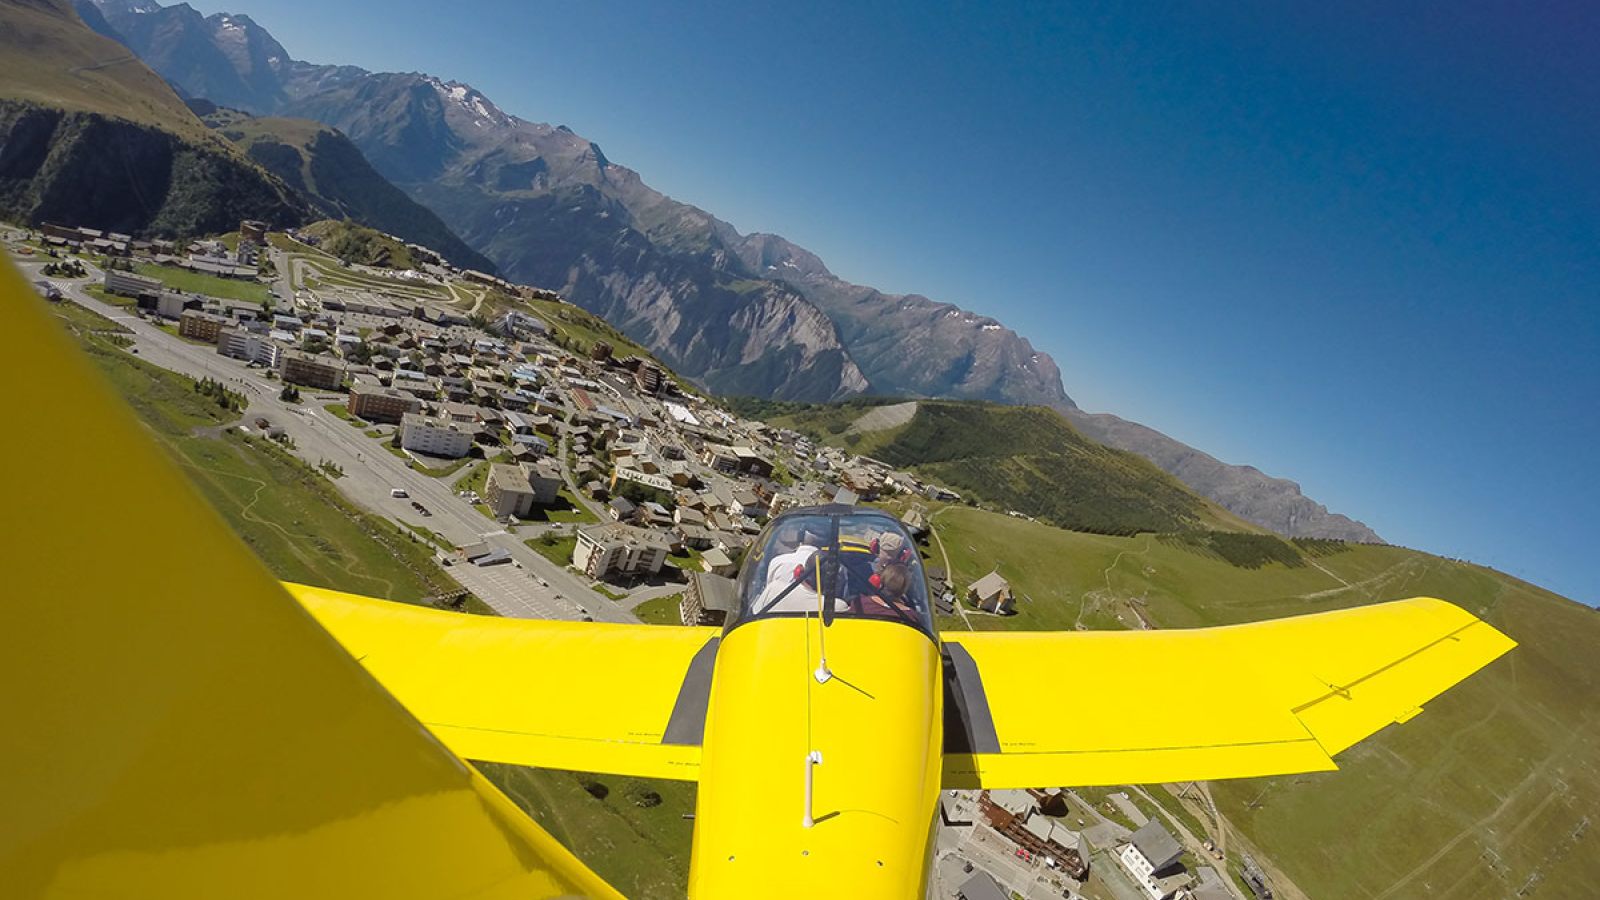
(290, 583), (718, 781)
(941, 598), (1515, 789)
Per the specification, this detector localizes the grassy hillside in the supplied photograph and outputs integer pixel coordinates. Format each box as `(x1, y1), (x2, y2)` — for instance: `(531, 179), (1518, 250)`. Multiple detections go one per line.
(737, 397), (1261, 536)
(301, 219), (422, 270)
(925, 505), (1600, 900)
(0, 0), (212, 141)
(0, 3), (309, 235)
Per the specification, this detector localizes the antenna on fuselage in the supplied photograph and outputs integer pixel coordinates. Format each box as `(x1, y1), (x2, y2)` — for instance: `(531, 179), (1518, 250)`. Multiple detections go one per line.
(813, 517), (840, 684)
(813, 558), (832, 683)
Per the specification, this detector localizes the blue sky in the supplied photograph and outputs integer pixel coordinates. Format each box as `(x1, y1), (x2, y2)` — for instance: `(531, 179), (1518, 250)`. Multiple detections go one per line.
(189, 0), (1598, 604)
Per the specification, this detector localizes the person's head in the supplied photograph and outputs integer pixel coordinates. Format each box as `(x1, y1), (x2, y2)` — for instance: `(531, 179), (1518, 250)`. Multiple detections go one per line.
(874, 563), (911, 600)
(873, 530), (909, 565)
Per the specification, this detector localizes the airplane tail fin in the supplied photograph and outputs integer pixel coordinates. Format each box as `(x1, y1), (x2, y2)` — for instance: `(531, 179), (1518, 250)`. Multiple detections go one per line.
(0, 258), (626, 899)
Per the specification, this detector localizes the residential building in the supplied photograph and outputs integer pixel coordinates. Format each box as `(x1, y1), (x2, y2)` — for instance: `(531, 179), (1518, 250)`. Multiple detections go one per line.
(967, 571), (1014, 614)
(103, 269), (161, 298)
(680, 572), (738, 626)
(978, 790), (1090, 880)
(348, 386), (421, 425)
(399, 413), (473, 459)
(484, 464), (536, 519)
(217, 328), (283, 367)
(701, 443), (774, 477)
(494, 310), (546, 337)
(522, 460), (563, 506)
(634, 361), (665, 395)
(178, 310), (227, 343)
(590, 341), (613, 362)
(440, 401), (481, 424)
(1117, 820), (1188, 900)
(956, 871), (1008, 900)
(573, 523), (669, 580)
(280, 351), (344, 391)
(607, 497), (638, 523)
(700, 547), (737, 577)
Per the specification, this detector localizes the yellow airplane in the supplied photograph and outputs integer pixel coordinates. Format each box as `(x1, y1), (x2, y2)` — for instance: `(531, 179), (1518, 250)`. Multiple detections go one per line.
(1, 259), (1514, 900)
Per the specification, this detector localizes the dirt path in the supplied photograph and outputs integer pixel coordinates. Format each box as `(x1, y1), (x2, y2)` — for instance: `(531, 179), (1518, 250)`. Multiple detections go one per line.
(1074, 534), (1153, 630)
(929, 507), (972, 629)
(1296, 557), (1419, 603)
(187, 445), (399, 601)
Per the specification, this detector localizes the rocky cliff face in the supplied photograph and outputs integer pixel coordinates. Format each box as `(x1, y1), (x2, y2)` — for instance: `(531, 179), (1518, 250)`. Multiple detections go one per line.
(1065, 409), (1383, 542)
(78, 1), (292, 114)
(728, 231), (1075, 408)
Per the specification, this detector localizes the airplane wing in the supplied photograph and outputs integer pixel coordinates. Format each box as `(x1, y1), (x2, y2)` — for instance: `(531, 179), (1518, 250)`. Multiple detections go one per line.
(2, 262), (625, 899)
(290, 583), (720, 782)
(941, 598), (1514, 789)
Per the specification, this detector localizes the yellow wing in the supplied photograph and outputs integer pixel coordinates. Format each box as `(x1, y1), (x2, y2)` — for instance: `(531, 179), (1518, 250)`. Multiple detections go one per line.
(941, 598), (1514, 788)
(290, 583), (718, 781)
(0, 261), (623, 899)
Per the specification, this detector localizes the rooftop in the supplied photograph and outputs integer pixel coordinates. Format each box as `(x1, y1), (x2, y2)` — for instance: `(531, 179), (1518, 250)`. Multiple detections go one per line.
(579, 522), (669, 549)
(1130, 819), (1184, 872)
(957, 870), (1007, 900)
(691, 572), (739, 612)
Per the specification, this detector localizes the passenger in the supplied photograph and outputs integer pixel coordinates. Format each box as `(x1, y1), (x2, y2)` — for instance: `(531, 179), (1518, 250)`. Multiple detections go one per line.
(862, 563), (915, 619)
(871, 530), (912, 573)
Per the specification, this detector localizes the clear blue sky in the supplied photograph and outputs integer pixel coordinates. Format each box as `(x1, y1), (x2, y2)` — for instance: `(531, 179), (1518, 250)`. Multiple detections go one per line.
(192, 0), (1599, 604)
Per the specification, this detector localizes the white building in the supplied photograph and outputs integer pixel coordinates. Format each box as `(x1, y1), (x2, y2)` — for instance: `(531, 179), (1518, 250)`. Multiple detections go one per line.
(573, 524), (669, 580)
(1117, 820), (1187, 900)
(217, 327), (284, 367)
(399, 413), (473, 459)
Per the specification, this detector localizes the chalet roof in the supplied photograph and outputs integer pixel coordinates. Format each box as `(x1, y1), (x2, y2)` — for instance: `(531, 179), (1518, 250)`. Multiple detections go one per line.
(957, 871), (1007, 900)
(987, 789), (1033, 817)
(692, 572), (739, 613)
(1130, 819), (1183, 872)
(969, 571), (1010, 601)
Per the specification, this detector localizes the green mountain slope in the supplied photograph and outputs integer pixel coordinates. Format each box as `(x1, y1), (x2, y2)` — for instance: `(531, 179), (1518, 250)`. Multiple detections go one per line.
(194, 103), (497, 273)
(0, 0), (308, 235)
(922, 504), (1600, 900)
(736, 397), (1261, 536)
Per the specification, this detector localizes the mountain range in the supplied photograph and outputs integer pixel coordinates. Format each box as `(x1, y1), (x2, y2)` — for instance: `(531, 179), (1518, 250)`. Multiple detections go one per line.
(45, 0), (1379, 542)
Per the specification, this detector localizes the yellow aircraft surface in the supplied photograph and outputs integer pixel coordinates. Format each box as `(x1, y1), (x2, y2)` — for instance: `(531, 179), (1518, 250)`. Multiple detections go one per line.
(0, 258), (1515, 899)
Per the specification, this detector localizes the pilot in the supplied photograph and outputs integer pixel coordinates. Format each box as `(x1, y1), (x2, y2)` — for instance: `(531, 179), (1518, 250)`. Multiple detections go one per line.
(765, 524), (822, 584)
(753, 543), (826, 613)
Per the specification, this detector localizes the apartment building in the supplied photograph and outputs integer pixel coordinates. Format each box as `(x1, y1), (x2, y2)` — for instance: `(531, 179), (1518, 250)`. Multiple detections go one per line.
(573, 523), (669, 580)
(348, 386), (421, 425)
(178, 310), (227, 344)
(218, 328), (284, 368)
(399, 413), (473, 459)
(279, 351), (344, 391)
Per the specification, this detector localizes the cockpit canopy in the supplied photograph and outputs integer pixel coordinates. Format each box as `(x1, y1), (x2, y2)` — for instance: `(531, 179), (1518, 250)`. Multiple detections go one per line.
(731, 507), (935, 635)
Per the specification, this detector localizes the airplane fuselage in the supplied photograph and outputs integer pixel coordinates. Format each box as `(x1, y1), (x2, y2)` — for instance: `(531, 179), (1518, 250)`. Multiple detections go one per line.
(688, 616), (943, 898)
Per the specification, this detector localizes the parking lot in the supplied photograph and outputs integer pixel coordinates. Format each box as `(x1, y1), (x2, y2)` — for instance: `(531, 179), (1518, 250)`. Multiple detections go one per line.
(448, 560), (587, 620)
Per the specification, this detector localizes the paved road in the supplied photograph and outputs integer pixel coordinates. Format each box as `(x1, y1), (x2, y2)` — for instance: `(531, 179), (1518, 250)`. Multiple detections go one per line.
(29, 260), (634, 623)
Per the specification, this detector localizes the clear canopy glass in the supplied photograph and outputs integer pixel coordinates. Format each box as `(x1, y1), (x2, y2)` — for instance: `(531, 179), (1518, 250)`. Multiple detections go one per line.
(733, 508), (934, 635)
